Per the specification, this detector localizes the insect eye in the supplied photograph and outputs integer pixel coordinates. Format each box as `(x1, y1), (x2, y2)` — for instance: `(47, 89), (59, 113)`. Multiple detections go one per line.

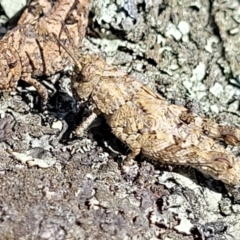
(81, 76), (90, 82)
(72, 74), (82, 83)
(9, 61), (17, 69)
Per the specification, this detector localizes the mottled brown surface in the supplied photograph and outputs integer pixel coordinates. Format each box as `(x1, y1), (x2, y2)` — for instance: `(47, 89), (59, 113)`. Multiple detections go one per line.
(59, 29), (240, 185)
(0, 0), (91, 104)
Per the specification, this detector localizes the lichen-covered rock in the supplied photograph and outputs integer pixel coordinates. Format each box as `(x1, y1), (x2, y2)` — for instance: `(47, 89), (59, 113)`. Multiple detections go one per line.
(213, 0), (240, 79)
(0, 0), (240, 239)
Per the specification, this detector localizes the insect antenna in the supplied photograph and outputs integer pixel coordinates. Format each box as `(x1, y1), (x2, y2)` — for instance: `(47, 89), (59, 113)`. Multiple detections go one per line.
(52, 23), (83, 72)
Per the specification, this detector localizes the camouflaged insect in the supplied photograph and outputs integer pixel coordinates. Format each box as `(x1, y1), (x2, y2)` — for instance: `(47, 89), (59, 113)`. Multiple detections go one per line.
(56, 25), (240, 186)
(0, 0), (91, 104)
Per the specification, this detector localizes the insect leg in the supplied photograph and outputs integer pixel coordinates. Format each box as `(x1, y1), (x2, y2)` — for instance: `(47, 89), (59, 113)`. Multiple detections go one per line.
(74, 112), (98, 137)
(180, 111), (240, 145)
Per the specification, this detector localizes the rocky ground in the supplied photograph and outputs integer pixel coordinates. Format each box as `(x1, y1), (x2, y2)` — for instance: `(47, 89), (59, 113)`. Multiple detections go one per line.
(1, 0), (240, 239)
